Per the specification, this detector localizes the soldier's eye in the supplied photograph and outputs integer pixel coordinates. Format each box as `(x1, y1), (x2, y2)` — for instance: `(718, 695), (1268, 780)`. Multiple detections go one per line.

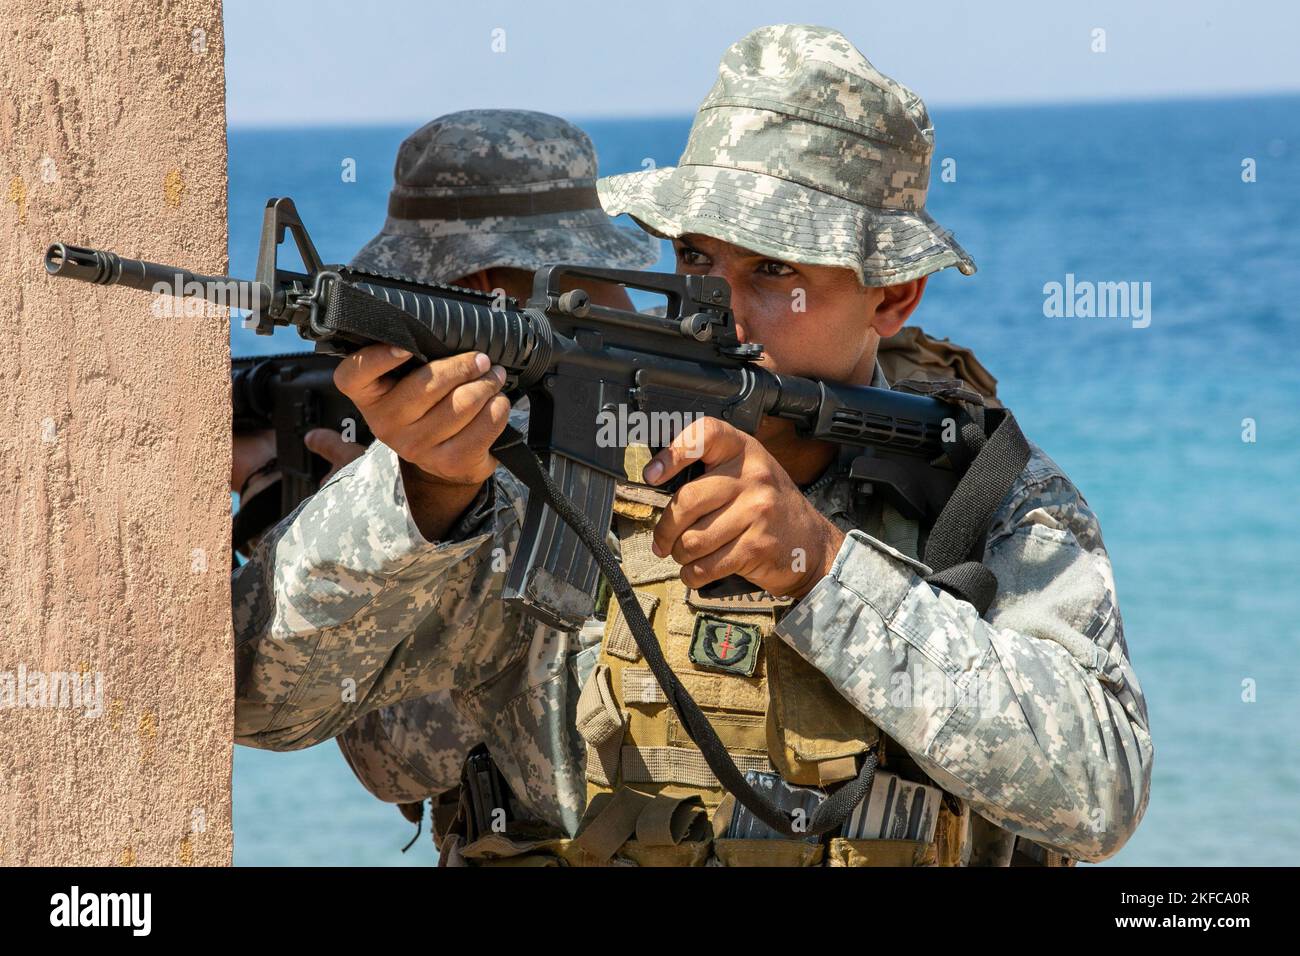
(757, 260), (795, 277)
(677, 246), (710, 267)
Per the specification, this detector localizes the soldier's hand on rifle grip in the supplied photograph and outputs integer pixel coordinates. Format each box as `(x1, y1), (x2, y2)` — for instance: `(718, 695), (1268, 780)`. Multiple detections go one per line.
(644, 416), (845, 601)
(333, 344), (513, 540)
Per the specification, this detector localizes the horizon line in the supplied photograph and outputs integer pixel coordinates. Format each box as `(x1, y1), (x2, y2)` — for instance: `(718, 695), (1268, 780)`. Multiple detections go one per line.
(225, 87), (1300, 131)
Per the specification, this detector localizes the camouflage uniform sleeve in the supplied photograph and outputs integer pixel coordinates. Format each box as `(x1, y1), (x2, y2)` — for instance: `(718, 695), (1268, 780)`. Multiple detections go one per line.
(231, 438), (527, 751)
(335, 690), (481, 802)
(775, 445), (1153, 862)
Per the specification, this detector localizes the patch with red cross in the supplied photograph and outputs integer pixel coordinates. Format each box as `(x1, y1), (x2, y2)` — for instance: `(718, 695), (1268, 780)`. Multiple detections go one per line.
(688, 615), (762, 677)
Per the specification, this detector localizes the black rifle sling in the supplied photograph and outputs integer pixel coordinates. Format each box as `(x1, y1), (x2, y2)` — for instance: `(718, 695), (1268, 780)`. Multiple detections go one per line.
(321, 280), (433, 358)
(490, 426), (871, 838)
(921, 408), (1032, 615)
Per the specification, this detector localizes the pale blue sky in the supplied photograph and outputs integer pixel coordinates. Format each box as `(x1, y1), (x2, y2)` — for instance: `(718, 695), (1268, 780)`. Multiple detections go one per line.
(224, 0), (1300, 126)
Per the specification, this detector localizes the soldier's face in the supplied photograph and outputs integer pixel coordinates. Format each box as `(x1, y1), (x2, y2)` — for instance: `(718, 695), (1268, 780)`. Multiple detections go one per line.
(671, 234), (922, 385)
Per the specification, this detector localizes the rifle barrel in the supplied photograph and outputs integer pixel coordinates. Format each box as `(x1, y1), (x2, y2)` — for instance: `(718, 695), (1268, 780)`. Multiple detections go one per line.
(45, 242), (268, 312)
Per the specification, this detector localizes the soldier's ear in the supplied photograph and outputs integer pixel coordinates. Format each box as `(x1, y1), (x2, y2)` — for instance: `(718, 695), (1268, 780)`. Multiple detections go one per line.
(868, 276), (927, 338)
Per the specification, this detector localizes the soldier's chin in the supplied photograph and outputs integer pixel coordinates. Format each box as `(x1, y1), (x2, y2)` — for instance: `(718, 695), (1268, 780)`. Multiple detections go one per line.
(748, 347), (824, 380)
(756, 355), (828, 383)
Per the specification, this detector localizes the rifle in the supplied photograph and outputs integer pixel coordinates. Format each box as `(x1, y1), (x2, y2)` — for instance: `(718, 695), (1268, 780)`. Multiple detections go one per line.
(45, 196), (1029, 838)
(231, 352), (373, 558)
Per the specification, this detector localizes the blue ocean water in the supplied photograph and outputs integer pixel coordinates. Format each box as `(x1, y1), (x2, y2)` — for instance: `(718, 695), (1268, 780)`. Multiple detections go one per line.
(230, 95), (1300, 866)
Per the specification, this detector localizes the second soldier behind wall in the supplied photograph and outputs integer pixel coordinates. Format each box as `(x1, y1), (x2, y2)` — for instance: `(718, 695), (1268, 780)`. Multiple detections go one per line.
(233, 108), (658, 831)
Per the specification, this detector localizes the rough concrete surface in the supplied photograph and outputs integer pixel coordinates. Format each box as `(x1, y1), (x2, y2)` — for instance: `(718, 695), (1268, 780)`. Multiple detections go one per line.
(0, 0), (232, 865)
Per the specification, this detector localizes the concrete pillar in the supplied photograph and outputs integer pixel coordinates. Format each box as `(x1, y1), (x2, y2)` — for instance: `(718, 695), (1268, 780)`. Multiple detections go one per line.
(0, 0), (232, 865)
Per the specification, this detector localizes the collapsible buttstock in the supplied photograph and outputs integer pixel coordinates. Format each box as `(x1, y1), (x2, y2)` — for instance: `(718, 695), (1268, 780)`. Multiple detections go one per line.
(848, 448), (958, 524)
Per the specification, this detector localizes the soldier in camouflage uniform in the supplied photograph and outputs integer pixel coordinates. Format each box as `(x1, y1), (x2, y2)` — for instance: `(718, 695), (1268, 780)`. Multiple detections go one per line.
(232, 107), (657, 800)
(233, 26), (1153, 865)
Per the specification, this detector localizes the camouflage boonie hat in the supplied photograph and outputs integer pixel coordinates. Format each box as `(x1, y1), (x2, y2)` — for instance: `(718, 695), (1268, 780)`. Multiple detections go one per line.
(352, 109), (659, 282)
(598, 25), (975, 286)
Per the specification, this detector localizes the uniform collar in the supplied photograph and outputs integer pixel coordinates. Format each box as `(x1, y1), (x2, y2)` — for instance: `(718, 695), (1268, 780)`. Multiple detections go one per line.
(870, 358), (891, 390)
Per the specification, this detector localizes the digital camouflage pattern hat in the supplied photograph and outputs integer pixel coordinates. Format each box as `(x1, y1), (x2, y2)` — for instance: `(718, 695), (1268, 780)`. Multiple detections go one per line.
(598, 24), (975, 287)
(351, 109), (660, 282)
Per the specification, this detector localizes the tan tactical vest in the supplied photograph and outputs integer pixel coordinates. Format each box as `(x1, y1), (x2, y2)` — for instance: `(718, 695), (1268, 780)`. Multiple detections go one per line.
(555, 479), (970, 867)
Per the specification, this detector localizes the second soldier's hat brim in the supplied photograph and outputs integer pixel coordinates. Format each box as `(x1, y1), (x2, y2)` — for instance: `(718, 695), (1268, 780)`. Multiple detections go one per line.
(598, 164), (976, 288)
(349, 206), (660, 284)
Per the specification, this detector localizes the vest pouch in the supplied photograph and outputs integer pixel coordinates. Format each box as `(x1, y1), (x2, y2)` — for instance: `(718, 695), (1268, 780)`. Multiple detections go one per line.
(577, 663), (626, 787)
(826, 837), (934, 867)
(462, 830), (715, 869)
(571, 787), (713, 866)
(765, 637), (878, 786)
(1010, 837), (1076, 867)
(457, 832), (605, 867)
(616, 839), (712, 867)
(711, 838), (824, 867)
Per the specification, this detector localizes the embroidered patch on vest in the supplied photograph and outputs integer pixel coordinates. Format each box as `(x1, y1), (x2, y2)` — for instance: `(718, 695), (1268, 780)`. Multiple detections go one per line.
(689, 615), (762, 676)
(686, 587), (793, 611)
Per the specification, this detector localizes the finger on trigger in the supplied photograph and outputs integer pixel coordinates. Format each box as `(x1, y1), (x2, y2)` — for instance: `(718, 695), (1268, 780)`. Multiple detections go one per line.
(304, 428), (362, 468)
